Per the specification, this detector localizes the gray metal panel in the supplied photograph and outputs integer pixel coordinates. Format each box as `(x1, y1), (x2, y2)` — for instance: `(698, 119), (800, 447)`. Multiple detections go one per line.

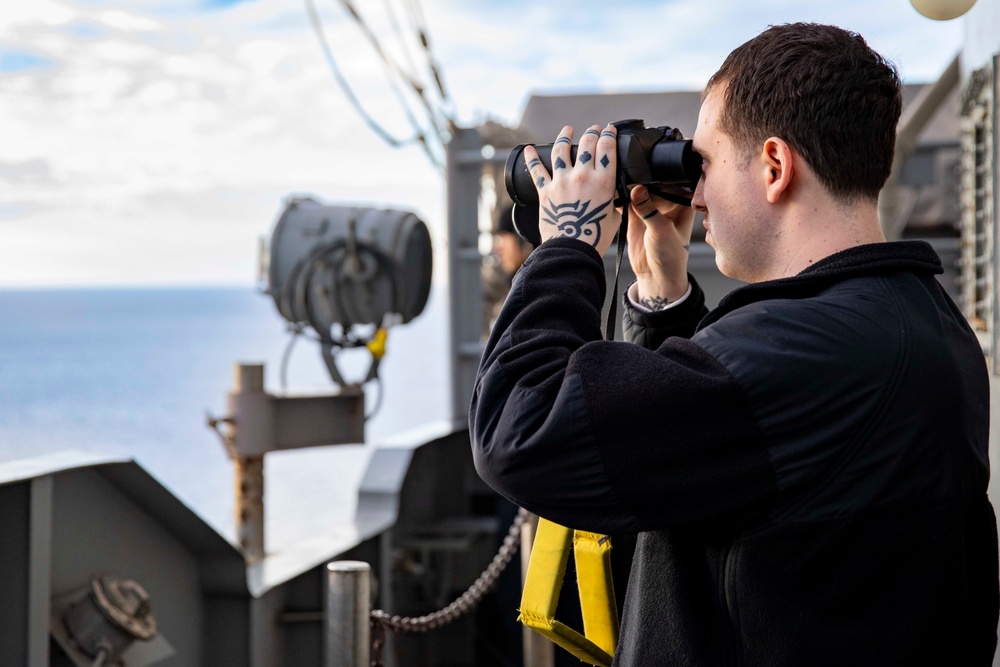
(202, 595), (251, 667)
(356, 420), (468, 527)
(0, 452), (244, 565)
(518, 91), (704, 143)
(95, 463), (246, 564)
(0, 482), (30, 667)
(250, 588), (286, 667)
(927, 236), (964, 302)
(247, 421), (468, 598)
(272, 393), (366, 451)
(51, 469), (208, 667)
(28, 477), (51, 667)
(0, 450), (130, 488)
(247, 525), (367, 599)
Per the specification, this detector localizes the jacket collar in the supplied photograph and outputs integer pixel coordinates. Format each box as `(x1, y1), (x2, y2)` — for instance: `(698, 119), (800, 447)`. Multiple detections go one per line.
(698, 241), (943, 330)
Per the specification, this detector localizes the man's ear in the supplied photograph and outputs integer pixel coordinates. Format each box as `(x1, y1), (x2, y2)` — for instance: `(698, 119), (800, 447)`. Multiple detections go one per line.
(762, 137), (794, 204)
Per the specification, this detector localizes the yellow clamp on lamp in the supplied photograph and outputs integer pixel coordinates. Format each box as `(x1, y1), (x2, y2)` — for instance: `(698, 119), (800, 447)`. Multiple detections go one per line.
(519, 517), (619, 666)
(366, 327), (388, 360)
(361, 328), (388, 384)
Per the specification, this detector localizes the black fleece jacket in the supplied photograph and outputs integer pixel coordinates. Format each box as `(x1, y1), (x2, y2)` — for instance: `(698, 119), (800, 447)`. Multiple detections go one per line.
(470, 237), (999, 666)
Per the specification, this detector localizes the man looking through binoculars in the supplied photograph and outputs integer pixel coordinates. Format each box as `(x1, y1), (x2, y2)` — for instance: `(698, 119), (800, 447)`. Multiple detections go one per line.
(471, 21), (999, 666)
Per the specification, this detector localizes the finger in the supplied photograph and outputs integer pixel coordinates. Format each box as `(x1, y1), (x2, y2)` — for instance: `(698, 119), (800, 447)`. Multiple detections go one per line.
(630, 185), (662, 223)
(596, 123), (617, 173)
(550, 125), (573, 176)
(575, 124), (601, 169)
(627, 198), (647, 246)
(524, 145), (551, 192)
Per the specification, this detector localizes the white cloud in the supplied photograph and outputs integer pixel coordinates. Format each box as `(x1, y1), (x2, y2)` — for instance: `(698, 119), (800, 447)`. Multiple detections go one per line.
(98, 9), (162, 32)
(0, 0), (971, 286)
(0, 0), (79, 31)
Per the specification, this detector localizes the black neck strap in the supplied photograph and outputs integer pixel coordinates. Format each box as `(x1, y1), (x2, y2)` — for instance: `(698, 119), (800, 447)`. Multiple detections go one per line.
(604, 179), (631, 341)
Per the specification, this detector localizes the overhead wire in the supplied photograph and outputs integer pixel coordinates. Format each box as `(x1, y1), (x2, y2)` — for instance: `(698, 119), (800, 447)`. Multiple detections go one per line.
(382, 0), (422, 87)
(335, 0), (450, 166)
(303, 0), (417, 149)
(338, 0), (440, 118)
(376, 0), (456, 125)
(404, 0), (453, 110)
(304, 0), (456, 170)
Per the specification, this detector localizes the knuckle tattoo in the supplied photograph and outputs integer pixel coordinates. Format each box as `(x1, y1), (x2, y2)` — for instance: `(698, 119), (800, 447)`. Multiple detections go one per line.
(540, 198), (611, 248)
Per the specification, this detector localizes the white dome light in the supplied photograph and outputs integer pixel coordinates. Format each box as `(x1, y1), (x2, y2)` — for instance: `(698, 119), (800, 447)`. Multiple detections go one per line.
(910, 0), (977, 20)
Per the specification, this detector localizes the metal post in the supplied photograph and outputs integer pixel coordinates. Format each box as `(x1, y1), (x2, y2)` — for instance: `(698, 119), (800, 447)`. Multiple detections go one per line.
(28, 476), (52, 667)
(235, 455), (265, 561)
(325, 561), (371, 667)
(233, 363), (266, 562)
(379, 531), (396, 667)
(520, 514), (554, 667)
(446, 127), (487, 423)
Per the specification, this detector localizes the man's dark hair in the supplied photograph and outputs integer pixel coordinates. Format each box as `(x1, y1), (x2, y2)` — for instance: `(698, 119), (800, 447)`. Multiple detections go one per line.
(705, 23), (902, 203)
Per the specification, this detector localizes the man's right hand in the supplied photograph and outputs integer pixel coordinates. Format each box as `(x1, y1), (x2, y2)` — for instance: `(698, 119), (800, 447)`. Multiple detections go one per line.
(627, 185), (695, 311)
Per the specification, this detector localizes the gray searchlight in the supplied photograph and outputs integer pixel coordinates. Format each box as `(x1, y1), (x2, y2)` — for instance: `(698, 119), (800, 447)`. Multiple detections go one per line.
(263, 196), (433, 387)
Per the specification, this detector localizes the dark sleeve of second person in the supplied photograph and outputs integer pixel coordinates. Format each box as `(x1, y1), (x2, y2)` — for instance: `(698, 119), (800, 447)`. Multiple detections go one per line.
(622, 272), (708, 349)
(469, 238), (777, 535)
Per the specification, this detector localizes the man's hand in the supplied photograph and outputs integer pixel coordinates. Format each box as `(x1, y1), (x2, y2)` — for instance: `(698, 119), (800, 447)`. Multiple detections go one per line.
(525, 124), (621, 256)
(627, 185), (694, 309)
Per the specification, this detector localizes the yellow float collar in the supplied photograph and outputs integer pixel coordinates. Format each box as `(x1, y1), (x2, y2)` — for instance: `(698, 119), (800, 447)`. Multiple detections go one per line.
(518, 518), (619, 666)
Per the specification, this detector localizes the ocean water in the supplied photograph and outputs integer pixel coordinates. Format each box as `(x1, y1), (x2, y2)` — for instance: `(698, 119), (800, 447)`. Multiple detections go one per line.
(0, 285), (450, 550)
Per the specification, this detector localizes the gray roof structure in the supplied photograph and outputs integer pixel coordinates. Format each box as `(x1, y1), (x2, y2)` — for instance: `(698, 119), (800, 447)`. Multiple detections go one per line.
(513, 82), (963, 236)
(518, 90), (704, 143)
(0, 450), (246, 566)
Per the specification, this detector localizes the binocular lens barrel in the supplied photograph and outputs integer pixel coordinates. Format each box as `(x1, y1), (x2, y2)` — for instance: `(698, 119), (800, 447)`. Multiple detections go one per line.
(502, 122), (702, 245)
(504, 145), (564, 207)
(649, 139), (702, 186)
(504, 140), (701, 208)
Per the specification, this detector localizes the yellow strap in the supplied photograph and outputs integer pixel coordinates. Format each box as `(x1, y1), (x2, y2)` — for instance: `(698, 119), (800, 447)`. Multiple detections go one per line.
(518, 518), (618, 666)
(574, 530), (619, 656)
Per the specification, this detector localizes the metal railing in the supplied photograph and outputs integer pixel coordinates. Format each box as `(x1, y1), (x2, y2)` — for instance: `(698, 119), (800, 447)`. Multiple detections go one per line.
(325, 508), (530, 667)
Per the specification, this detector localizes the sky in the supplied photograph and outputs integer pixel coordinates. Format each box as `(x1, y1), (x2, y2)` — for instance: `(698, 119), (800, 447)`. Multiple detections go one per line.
(0, 0), (968, 287)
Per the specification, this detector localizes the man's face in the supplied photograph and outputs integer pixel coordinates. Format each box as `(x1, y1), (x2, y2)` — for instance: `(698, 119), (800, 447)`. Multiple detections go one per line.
(691, 88), (774, 282)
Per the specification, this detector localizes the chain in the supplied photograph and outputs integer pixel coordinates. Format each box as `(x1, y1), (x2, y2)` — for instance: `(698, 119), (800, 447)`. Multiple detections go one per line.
(370, 507), (529, 633)
(370, 618), (386, 667)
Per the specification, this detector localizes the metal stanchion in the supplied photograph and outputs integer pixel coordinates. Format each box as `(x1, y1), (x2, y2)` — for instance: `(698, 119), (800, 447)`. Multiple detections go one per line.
(325, 561), (371, 667)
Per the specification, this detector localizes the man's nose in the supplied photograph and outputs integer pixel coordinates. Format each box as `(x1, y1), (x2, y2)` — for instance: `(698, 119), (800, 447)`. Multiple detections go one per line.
(691, 177), (707, 213)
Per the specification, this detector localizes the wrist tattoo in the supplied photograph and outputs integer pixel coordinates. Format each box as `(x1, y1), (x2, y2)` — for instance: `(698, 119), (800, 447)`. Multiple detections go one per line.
(541, 199), (611, 247)
(639, 294), (673, 311)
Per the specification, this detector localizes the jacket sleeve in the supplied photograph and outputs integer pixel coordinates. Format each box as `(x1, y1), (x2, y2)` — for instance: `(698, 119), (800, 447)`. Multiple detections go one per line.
(623, 275), (708, 349)
(469, 238), (777, 534)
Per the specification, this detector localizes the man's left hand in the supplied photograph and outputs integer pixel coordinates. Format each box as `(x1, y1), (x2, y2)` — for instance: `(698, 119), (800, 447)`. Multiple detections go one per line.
(525, 123), (622, 256)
